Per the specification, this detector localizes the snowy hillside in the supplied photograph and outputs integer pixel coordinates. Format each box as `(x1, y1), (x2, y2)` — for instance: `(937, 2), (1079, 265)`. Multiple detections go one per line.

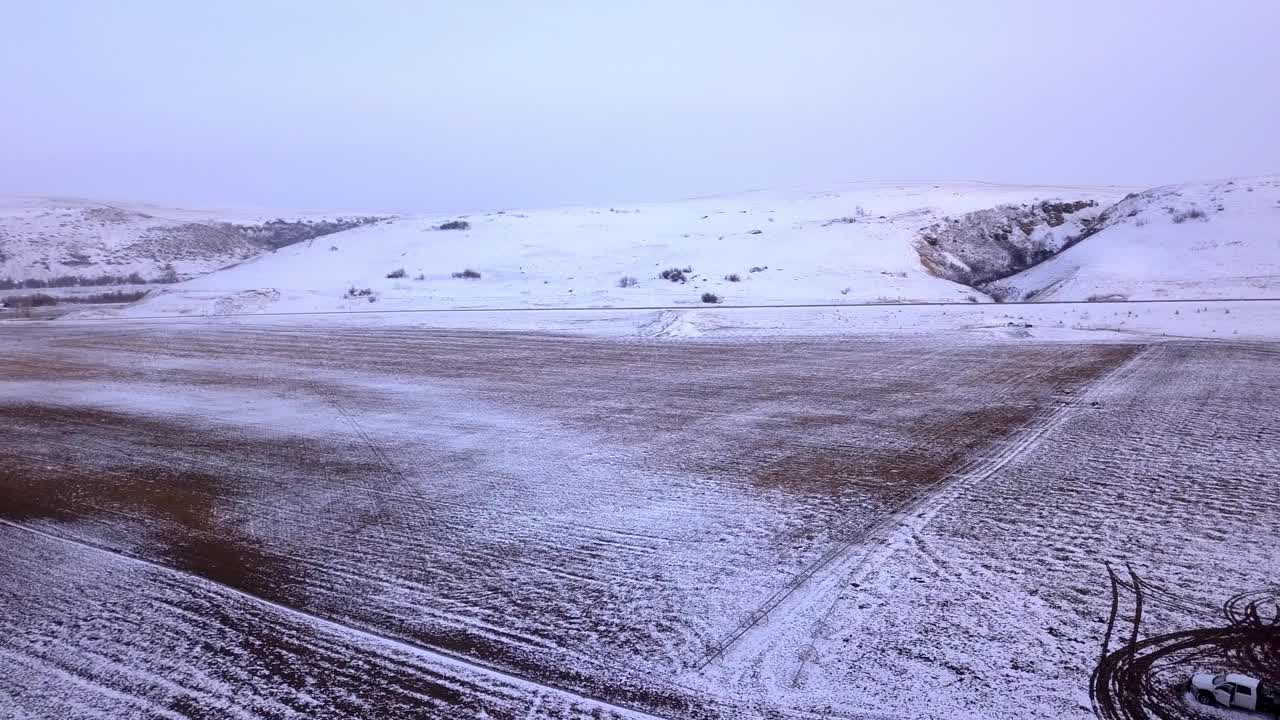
(983, 176), (1280, 301)
(0, 195), (387, 286)
(121, 181), (1127, 316)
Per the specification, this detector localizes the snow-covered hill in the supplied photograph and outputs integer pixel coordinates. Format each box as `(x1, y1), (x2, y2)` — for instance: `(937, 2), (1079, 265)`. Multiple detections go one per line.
(0, 195), (387, 286)
(983, 176), (1280, 301)
(120, 181), (1127, 316)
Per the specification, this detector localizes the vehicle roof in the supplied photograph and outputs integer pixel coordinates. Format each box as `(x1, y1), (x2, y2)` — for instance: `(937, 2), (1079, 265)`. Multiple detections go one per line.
(1226, 673), (1259, 688)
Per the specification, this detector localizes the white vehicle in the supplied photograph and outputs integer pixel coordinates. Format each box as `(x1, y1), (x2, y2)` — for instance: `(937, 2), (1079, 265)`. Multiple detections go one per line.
(1189, 672), (1280, 715)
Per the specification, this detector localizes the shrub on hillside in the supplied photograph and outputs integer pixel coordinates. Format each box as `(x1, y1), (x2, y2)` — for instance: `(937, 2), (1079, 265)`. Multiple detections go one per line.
(0, 271), (153, 291)
(154, 264), (180, 284)
(1171, 208), (1207, 224)
(659, 268), (689, 283)
(2, 293), (58, 308)
(617, 276), (638, 288)
(452, 269), (481, 279)
(438, 220), (470, 231)
(386, 268), (406, 279)
(724, 273), (741, 282)
(74, 290), (148, 304)
(701, 292), (721, 304)
(235, 216), (388, 250)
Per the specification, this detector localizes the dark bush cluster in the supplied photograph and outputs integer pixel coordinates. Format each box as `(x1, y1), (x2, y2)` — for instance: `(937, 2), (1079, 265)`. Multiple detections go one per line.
(0, 272), (151, 290)
(617, 276), (638, 288)
(1171, 208), (1208, 224)
(438, 220), (470, 231)
(660, 267), (692, 283)
(2, 293), (58, 308)
(701, 292), (721, 304)
(386, 268), (406, 279)
(79, 290), (148, 304)
(345, 287), (374, 298)
(724, 273), (741, 282)
(1, 290), (148, 309)
(236, 216), (388, 250)
(749, 266), (768, 273)
(154, 264), (180, 284)
(452, 269), (481, 279)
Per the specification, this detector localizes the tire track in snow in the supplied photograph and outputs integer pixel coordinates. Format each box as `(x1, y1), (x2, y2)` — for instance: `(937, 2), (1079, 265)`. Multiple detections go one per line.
(695, 343), (1157, 671)
(0, 517), (673, 720)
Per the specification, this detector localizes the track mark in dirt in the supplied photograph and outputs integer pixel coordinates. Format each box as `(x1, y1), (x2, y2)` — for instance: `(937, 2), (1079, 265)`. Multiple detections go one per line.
(0, 519), (673, 720)
(0, 401), (707, 718)
(695, 344), (1147, 669)
(1090, 564), (1280, 720)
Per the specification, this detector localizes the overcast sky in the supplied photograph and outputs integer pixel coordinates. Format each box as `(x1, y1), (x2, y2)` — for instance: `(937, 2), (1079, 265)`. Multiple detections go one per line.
(2, 1), (1277, 212)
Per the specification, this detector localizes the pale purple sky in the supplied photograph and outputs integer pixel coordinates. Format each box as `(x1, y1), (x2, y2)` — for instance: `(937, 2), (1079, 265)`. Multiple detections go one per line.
(2, 1), (1277, 212)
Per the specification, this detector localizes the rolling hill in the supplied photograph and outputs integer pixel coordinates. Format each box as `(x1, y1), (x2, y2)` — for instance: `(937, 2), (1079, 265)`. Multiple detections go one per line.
(0, 195), (387, 288)
(118, 181), (1128, 316)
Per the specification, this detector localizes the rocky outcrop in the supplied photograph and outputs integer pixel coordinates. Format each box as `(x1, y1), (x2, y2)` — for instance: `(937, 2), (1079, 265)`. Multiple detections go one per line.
(915, 199), (1101, 289)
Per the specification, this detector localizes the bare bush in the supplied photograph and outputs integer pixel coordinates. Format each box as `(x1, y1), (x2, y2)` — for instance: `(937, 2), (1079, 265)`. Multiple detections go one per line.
(0, 272), (151, 291)
(386, 268), (406, 279)
(659, 268), (689, 283)
(617, 276), (639, 288)
(701, 292), (721, 303)
(2, 293), (58, 308)
(153, 264), (180, 284)
(235, 216), (388, 250)
(438, 220), (470, 231)
(1171, 208), (1207, 224)
(724, 273), (741, 282)
(75, 290), (147, 304)
(452, 269), (481, 279)
(1, 290), (147, 309)
(749, 266), (768, 273)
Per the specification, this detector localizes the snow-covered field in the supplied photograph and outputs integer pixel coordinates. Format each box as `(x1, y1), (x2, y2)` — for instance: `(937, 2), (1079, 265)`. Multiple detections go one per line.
(2, 320), (1278, 719)
(3, 176), (1279, 719)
